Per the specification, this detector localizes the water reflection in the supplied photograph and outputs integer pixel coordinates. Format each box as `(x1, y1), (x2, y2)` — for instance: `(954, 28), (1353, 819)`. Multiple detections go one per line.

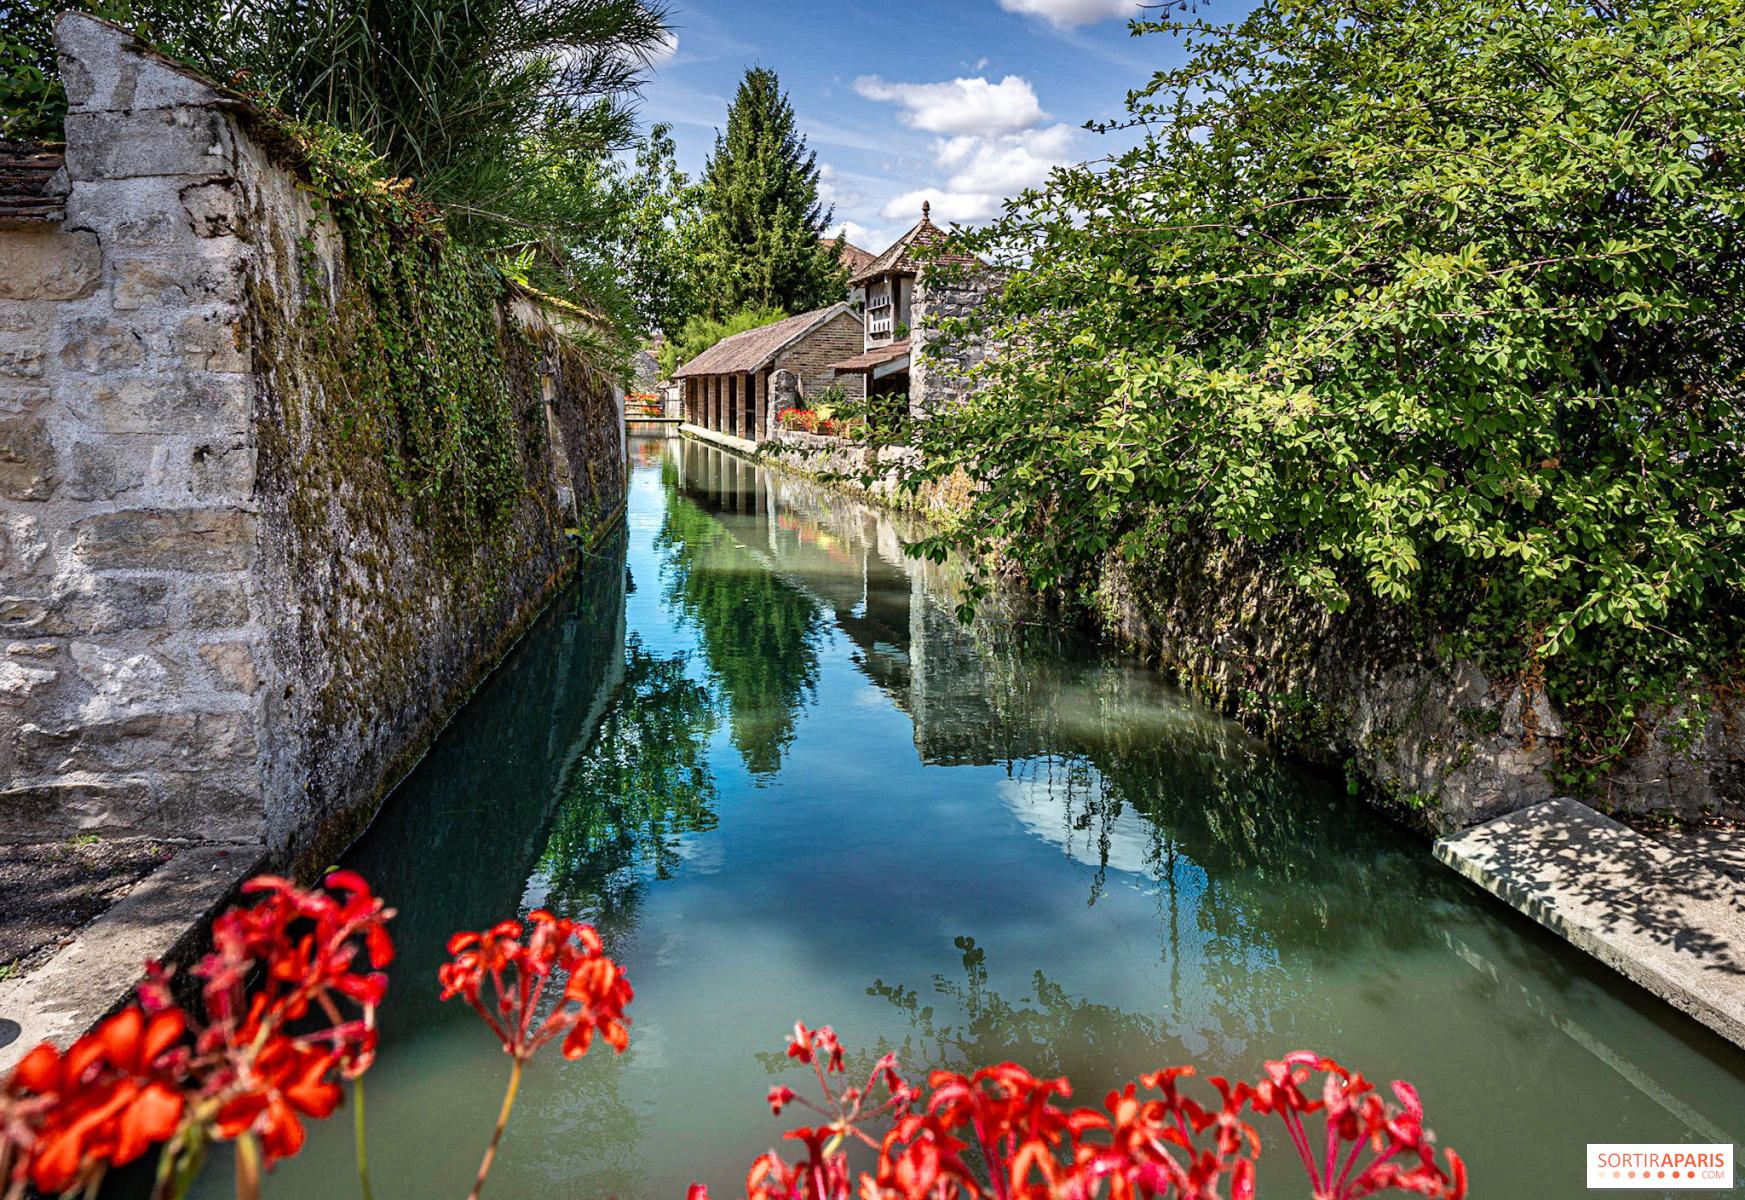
(146, 433), (1745, 1200)
(537, 635), (721, 918)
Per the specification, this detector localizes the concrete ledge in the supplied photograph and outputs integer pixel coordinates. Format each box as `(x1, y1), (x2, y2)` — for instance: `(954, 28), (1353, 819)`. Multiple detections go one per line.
(1435, 798), (1745, 1049)
(0, 841), (263, 1071)
(679, 422), (760, 456)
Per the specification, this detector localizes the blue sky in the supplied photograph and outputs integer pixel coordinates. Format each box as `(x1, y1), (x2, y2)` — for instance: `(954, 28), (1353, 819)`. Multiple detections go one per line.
(635, 0), (1215, 253)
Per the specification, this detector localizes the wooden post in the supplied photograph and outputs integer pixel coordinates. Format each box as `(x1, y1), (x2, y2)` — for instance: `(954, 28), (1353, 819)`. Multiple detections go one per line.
(755, 370), (768, 440)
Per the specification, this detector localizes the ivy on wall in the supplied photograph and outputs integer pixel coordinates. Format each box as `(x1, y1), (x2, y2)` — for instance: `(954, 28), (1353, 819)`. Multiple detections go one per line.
(287, 123), (536, 556)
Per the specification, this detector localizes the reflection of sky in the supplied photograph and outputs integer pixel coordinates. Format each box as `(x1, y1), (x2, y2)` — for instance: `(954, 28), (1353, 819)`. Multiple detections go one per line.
(175, 435), (1745, 1200)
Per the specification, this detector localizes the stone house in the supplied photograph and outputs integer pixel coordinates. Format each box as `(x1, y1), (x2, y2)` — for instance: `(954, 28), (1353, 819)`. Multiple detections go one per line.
(673, 304), (865, 443)
(830, 203), (996, 423)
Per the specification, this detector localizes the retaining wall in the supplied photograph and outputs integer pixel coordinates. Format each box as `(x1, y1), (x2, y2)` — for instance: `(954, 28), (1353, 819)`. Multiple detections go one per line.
(0, 14), (626, 862)
(1094, 538), (1743, 829)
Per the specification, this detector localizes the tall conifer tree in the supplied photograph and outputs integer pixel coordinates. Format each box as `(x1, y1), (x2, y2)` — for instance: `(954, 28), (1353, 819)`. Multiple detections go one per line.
(697, 67), (848, 318)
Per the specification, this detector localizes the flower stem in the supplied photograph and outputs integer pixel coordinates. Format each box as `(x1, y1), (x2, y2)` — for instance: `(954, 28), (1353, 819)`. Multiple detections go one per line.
(354, 1078), (376, 1200)
(467, 1057), (523, 1200)
(234, 1133), (262, 1200)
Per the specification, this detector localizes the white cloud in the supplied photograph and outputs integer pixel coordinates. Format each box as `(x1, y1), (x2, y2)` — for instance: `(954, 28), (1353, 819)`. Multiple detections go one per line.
(852, 74), (1045, 136)
(829, 221), (897, 252)
(998, 0), (1140, 28)
(881, 189), (1003, 225)
(644, 29), (680, 66)
(817, 164), (864, 211)
(935, 123), (1077, 194)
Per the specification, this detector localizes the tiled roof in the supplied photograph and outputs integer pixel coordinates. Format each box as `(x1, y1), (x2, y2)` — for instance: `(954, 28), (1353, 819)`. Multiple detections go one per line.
(829, 340), (911, 374)
(672, 304), (858, 378)
(826, 236), (877, 275)
(850, 203), (978, 285)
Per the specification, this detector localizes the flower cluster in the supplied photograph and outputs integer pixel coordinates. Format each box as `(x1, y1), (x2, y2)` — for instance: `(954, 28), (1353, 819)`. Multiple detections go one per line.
(697, 1027), (1466, 1200)
(439, 909), (633, 1063)
(1249, 1053), (1466, 1200)
(777, 407), (843, 437)
(1, 871), (394, 1199)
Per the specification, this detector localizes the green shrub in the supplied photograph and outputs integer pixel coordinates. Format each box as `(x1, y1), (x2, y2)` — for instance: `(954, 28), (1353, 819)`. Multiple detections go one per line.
(905, 0), (1745, 771)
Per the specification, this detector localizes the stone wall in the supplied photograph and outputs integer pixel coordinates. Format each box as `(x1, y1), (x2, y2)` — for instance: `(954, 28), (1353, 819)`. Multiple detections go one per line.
(0, 15), (625, 863)
(773, 309), (865, 399)
(1093, 537), (1744, 830)
(910, 266), (1002, 419)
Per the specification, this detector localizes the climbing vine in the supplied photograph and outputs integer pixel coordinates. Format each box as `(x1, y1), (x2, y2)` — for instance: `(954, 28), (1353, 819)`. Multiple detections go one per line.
(287, 122), (533, 555)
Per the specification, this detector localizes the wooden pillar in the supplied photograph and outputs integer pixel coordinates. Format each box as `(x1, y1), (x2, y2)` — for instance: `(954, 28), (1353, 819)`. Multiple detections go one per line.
(755, 370), (768, 440)
(708, 376), (720, 431)
(728, 374), (740, 439)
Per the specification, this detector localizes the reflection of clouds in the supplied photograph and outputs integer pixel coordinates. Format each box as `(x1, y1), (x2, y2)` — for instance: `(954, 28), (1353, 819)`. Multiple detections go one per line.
(998, 770), (1162, 879)
(670, 833), (725, 875)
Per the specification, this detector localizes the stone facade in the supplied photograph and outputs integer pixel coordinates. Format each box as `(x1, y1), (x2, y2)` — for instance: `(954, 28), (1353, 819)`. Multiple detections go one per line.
(773, 309), (865, 400)
(910, 266), (1003, 420)
(0, 15), (625, 862)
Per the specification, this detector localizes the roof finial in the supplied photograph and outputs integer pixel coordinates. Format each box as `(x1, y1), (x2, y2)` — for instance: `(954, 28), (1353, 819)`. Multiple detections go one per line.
(922, 200), (931, 221)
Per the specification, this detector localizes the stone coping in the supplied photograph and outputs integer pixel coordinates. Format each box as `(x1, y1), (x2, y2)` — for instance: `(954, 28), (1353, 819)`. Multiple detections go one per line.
(1435, 798), (1745, 1049)
(0, 841), (264, 1072)
(679, 422), (760, 456)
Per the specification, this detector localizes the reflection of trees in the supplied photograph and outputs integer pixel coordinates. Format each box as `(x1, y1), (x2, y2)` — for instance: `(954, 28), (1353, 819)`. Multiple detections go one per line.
(538, 634), (721, 919)
(857, 936), (1178, 1091)
(656, 490), (823, 778)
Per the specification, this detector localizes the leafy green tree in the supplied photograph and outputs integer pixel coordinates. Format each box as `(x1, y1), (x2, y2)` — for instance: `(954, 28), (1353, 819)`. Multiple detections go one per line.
(695, 66), (848, 318)
(907, 0), (1745, 768)
(658, 304), (789, 376)
(0, 0), (67, 140)
(614, 123), (706, 340)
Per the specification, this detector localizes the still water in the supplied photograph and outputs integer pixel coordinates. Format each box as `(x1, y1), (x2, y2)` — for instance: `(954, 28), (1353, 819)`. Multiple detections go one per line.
(186, 433), (1745, 1199)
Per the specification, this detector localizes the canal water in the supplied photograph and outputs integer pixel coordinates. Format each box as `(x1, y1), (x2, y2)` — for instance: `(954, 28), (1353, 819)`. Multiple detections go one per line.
(184, 433), (1745, 1199)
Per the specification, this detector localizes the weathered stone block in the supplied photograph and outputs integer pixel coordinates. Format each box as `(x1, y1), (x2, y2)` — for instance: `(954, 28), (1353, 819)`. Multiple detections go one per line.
(0, 598), (47, 638)
(70, 641), (179, 720)
(73, 508), (256, 570)
(170, 312), (250, 372)
(113, 256), (243, 312)
(0, 416), (60, 500)
(0, 513), (51, 578)
(32, 578), (172, 637)
(0, 660), (59, 705)
(57, 13), (221, 113)
(0, 384), (51, 415)
(0, 227), (101, 301)
(63, 440), (148, 500)
(186, 578), (250, 628)
(0, 778), (155, 831)
(182, 443), (256, 499)
(59, 316), (145, 373)
(85, 376), (251, 436)
(62, 108), (236, 182)
(180, 180), (247, 240)
(15, 712), (236, 774)
(199, 641), (260, 693)
(0, 346), (45, 382)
